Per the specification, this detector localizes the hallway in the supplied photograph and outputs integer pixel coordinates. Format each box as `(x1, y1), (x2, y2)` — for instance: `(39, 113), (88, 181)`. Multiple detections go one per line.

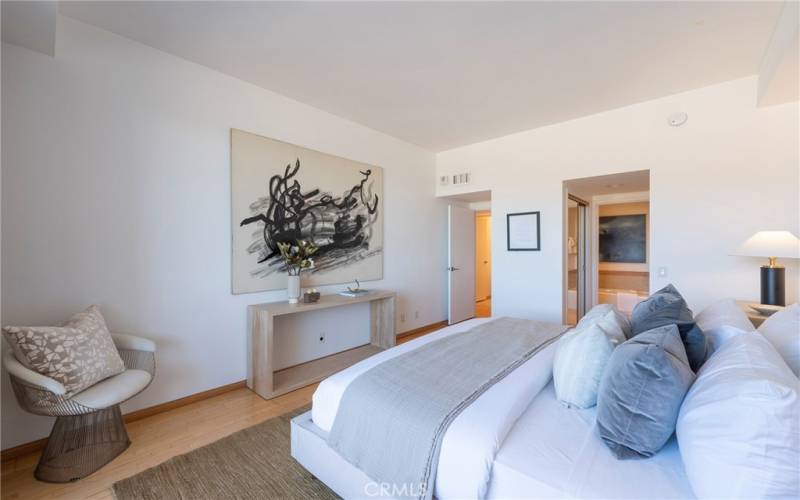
(476, 298), (491, 318)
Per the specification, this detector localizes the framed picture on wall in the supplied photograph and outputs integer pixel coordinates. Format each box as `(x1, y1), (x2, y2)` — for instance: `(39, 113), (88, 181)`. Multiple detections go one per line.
(507, 211), (541, 251)
(599, 214), (646, 263)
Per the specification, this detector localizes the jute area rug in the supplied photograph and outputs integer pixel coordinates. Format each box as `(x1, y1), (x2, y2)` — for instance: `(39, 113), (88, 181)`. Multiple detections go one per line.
(112, 405), (339, 499)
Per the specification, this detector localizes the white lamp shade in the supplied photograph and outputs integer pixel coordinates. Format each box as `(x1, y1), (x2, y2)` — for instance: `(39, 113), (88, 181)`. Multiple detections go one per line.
(734, 231), (800, 259)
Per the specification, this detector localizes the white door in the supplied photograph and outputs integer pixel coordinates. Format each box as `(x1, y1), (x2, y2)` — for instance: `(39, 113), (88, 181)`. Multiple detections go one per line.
(448, 205), (476, 324)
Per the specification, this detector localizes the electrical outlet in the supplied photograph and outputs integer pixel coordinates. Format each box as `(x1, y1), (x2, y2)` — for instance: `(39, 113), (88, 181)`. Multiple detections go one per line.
(415, 311), (419, 320)
(400, 312), (406, 323)
(318, 333), (325, 343)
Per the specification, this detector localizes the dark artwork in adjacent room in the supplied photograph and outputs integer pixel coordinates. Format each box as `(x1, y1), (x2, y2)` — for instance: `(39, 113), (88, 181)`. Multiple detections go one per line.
(599, 214), (646, 263)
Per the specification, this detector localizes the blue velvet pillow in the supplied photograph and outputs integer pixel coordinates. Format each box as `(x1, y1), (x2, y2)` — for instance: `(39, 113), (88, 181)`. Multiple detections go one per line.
(631, 284), (707, 371)
(596, 324), (695, 459)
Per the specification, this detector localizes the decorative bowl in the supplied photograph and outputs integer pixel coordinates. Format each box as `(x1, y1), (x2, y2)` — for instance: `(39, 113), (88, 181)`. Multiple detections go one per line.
(749, 304), (783, 316)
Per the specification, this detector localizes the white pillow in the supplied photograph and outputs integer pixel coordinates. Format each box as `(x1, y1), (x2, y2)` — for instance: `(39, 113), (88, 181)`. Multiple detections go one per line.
(577, 303), (613, 326)
(694, 299), (755, 355)
(758, 303), (800, 376)
(677, 332), (799, 499)
(578, 304), (630, 342)
(553, 323), (615, 409)
(695, 298), (754, 332)
(553, 305), (628, 410)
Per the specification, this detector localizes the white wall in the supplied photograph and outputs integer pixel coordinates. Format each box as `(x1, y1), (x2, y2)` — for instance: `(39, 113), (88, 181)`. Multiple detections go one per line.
(1, 17), (448, 449)
(437, 77), (799, 322)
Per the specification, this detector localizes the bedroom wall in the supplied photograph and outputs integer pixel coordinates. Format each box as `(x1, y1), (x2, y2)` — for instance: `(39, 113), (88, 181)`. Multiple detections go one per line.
(437, 77), (800, 322)
(1, 17), (448, 449)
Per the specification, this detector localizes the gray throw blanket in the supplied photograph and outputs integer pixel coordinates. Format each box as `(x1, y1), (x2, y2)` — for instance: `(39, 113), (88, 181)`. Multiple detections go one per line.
(327, 317), (566, 500)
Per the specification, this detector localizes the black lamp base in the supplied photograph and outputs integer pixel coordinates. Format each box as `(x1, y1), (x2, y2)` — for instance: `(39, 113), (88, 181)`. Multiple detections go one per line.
(760, 266), (785, 306)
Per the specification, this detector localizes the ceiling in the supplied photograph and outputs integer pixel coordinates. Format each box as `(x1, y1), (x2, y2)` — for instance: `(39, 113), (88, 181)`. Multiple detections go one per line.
(59, 1), (784, 151)
(565, 170), (650, 198)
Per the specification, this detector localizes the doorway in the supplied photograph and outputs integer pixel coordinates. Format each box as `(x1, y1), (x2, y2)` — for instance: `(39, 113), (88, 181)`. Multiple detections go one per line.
(445, 191), (492, 324)
(475, 211), (492, 317)
(564, 170), (651, 324)
(567, 196), (588, 325)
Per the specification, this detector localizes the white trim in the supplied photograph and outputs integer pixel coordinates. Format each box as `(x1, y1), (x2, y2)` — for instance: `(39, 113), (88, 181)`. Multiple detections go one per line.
(469, 200), (492, 211)
(592, 191), (649, 205)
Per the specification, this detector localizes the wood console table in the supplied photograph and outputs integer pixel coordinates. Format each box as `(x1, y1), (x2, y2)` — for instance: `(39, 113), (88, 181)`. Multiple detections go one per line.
(247, 290), (396, 400)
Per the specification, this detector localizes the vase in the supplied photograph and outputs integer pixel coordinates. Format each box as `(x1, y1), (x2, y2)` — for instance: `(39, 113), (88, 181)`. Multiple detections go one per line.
(287, 275), (301, 304)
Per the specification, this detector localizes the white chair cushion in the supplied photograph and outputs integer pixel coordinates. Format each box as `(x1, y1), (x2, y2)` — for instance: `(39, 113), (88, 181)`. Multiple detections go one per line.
(71, 369), (151, 409)
(111, 333), (156, 352)
(758, 303), (800, 376)
(677, 332), (799, 499)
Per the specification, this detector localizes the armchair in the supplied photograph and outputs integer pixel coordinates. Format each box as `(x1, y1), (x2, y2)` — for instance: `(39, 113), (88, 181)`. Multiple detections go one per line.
(5, 333), (156, 483)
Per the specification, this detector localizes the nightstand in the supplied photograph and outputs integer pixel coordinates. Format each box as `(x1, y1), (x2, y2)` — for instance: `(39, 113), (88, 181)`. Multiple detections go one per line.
(736, 300), (783, 328)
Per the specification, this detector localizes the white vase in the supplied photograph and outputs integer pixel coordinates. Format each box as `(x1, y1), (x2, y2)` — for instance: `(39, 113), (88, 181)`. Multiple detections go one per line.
(287, 275), (301, 304)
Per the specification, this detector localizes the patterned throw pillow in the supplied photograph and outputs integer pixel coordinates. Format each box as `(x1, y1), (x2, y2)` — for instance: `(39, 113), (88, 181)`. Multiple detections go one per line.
(3, 305), (125, 397)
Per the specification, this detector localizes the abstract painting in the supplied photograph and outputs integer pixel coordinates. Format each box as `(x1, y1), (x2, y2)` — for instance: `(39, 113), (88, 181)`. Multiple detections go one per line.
(599, 214), (646, 263)
(231, 129), (383, 294)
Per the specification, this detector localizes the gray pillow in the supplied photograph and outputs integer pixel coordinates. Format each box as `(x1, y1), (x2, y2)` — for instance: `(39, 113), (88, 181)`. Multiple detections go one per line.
(596, 324), (695, 459)
(631, 284), (707, 371)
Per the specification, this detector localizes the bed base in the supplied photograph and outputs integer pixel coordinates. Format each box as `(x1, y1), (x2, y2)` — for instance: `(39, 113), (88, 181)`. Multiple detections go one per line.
(291, 410), (384, 499)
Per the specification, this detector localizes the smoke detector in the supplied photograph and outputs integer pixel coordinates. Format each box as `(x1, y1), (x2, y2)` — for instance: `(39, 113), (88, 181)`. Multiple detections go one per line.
(668, 112), (688, 127)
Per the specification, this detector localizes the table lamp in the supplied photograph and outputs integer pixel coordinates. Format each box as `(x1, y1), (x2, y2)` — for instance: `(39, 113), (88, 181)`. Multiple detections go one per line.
(734, 230), (800, 306)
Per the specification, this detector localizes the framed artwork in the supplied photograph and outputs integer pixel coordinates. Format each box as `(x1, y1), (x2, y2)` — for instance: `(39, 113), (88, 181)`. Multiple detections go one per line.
(507, 211), (541, 251)
(231, 129), (383, 294)
(599, 214), (646, 263)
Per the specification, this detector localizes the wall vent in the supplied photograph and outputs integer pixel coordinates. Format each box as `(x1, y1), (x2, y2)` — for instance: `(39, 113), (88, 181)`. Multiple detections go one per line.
(452, 173), (470, 185)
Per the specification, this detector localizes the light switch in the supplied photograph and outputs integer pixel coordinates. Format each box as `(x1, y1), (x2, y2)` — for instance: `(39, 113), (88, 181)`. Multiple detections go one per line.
(658, 266), (668, 277)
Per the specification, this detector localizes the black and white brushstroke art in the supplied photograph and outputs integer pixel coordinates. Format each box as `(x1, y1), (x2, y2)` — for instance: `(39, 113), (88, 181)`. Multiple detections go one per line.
(231, 129), (383, 294)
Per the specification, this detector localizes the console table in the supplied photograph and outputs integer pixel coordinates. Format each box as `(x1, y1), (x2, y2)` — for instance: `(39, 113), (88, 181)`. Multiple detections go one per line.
(247, 290), (396, 400)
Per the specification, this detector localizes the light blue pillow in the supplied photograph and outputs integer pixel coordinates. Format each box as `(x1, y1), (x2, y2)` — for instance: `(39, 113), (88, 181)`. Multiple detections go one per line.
(596, 324), (695, 459)
(553, 323), (616, 409)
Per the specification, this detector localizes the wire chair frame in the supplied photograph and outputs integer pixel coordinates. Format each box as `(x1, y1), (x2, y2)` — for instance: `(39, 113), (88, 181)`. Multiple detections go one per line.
(8, 347), (155, 483)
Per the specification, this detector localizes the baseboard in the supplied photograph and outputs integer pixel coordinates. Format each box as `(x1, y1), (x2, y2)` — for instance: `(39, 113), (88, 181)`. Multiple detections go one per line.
(1, 380), (247, 462)
(123, 380), (247, 424)
(2, 321), (447, 462)
(0, 438), (49, 463)
(397, 320), (448, 338)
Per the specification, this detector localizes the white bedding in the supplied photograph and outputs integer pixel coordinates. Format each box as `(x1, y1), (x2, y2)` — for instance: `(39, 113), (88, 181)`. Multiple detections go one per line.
(312, 317), (559, 499)
(488, 383), (694, 499)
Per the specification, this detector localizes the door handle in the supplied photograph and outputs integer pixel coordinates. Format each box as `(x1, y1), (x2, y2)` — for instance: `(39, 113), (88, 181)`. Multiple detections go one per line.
(447, 266), (460, 271)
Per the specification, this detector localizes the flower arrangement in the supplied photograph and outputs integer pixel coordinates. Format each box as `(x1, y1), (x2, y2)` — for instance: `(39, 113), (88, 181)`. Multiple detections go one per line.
(276, 240), (318, 276)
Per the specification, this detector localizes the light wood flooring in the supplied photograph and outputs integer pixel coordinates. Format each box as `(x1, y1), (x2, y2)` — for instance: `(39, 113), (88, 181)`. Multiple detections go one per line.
(1, 327), (439, 500)
(475, 298), (491, 318)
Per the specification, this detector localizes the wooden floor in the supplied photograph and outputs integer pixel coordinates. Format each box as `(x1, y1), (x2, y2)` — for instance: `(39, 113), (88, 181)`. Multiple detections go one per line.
(1, 327), (440, 500)
(476, 298), (491, 318)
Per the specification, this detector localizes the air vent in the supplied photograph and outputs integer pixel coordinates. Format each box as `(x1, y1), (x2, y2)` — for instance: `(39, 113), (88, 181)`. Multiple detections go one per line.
(452, 173), (470, 185)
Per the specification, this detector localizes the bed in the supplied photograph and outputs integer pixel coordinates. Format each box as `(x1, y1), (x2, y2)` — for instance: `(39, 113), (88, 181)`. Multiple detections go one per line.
(290, 317), (694, 499)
